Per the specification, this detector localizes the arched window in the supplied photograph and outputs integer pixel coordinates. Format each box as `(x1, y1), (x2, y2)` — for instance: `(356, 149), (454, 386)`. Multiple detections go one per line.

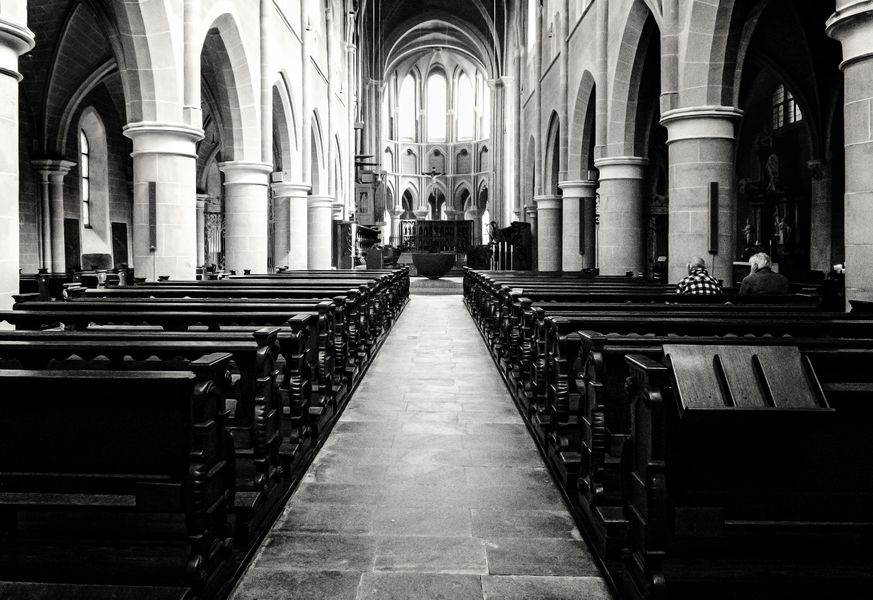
(457, 72), (475, 140)
(399, 74), (416, 139)
(772, 83), (802, 130)
(427, 72), (447, 141)
(80, 130), (91, 228)
(481, 75), (491, 139)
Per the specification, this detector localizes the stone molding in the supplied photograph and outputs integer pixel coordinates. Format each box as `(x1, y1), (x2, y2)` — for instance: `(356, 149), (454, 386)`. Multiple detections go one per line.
(660, 106), (743, 144)
(272, 181), (312, 197)
(123, 122), (204, 159)
(219, 161), (272, 187)
(592, 156), (648, 181)
(827, 1), (873, 68)
(558, 179), (598, 198)
(534, 194), (562, 211)
(0, 17), (35, 82)
(308, 194), (334, 209)
(32, 159), (76, 179)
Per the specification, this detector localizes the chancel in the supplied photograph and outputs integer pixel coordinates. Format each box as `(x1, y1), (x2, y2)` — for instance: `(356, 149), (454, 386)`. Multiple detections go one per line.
(0, 1), (871, 599)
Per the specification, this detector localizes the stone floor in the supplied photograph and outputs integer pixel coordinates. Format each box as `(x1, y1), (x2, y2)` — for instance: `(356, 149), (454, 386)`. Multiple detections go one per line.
(229, 295), (612, 600)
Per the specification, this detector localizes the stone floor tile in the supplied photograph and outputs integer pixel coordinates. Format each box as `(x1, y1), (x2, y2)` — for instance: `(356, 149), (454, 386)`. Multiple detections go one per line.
(372, 505), (472, 537)
(483, 538), (600, 577)
(481, 575), (612, 600)
(356, 573), (483, 600)
(385, 463), (467, 486)
(464, 467), (554, 489)
(255, 533), (377, 572)
(392, 446), (472, 467)
(304, 463), (390, 485)
(374, 536), (487, 574)
(230, 569), (362, 600)
(471, 510), (580, 539)
(277, 504), (376, 535)
(288, 482), (385, 507)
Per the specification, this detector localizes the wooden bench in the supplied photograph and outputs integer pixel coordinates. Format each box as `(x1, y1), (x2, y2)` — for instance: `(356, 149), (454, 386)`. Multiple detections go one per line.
(0, 328), (299, 543)
(0, 356), (236, 596)
(621, 345), (873, 599)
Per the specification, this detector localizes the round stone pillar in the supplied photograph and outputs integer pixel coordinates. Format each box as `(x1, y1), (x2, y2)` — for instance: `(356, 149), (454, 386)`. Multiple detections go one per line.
(524, 204), (538, 269)
(558, 180), (598, 271)
(124, 122), (202, 281)
(534, 195), (562, 271)
(827, 2), (873, 305)
(592, 157), (647, 276)
(270, 181), (291, 269)
(195, 194), (207, 267)
(660, 106), (742, 284)
(219, 161), (272, 275)
(308, 195), (334, 269)
(278, 182), (311, 270)
(389, 209), (404, 246)
(0, 14), (34, 311)
(33, 159), (76, 273)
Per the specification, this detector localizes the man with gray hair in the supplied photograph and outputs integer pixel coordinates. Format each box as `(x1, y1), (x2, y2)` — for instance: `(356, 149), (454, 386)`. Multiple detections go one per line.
(676, 256), (722, 295)
(739, 252), (789, 294)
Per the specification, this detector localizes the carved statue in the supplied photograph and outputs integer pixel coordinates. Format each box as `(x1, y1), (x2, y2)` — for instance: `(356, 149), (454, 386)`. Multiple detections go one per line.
(766, 152), (780, 192)
(742, 218), (756, 246)
(773, 211), (791, 245)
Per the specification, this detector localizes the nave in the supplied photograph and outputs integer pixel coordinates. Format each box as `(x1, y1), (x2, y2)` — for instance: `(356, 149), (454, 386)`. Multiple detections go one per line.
(230, 294), (612, 600)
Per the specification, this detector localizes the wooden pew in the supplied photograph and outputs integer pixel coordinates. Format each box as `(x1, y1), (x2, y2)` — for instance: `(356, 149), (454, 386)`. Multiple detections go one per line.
(0, 328), (299, 544)
(0, 356), (236, 597)
(621, 345), (873, 599)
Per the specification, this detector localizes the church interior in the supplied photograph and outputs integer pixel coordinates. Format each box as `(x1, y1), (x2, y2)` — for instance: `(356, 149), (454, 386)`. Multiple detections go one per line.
(0, 0), (872, 598)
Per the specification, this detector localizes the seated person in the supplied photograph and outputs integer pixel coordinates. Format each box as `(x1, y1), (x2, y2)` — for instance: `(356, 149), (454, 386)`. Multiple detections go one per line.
(676, 256), (722, 295)
(739, 252), (789, 294)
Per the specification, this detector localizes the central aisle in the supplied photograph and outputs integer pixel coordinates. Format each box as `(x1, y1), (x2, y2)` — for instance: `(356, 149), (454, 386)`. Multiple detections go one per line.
(230, 295), (612, 600)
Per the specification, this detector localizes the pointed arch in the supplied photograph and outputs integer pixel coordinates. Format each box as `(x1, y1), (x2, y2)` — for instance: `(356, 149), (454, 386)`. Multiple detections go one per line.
(200, 13), (260, 161)
(453, 181), (472, 211)
(310, 110), (326, 194)
(569, 71), (596, 179)
(272, 71), (299, 177)
(608, 0), (659, 156)
(544, 111), (561, 195)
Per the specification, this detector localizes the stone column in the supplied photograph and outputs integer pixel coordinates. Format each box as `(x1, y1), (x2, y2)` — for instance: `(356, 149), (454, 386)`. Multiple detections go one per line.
(535, 195), (562, 271)
(808, 160), (833, 272)
(559, 179), (598, 271)
(279, 182), (311, 270)
(124, 122), (203, 281)
(308, 195), (334, 269)
(195, 194), (207, 267)
(33, 160), (75, 273)
(524, 204), (538, 269)
(660, 106), (742, 284)
(219, 161), (272, 274)
(0, 11), (33, 311)
(466, 208), (484, 245)
(390, 208), (404, 246)
(270, 181), (291, 269)
(593, 157), (647, 276)
(827, 3), (873, 304)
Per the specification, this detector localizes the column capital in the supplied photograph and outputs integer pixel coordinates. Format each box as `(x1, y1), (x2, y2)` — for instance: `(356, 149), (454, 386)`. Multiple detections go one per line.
(272, 181), (312, 197)
(308, 194), (334, 209)
(827, 1), (873, 67)
(123, 121), (204, 158)
(660, 106), (743, 143)
(593, 156), (648, 181)
(196, 194), (208, 210)
(534, 195), (562, 210)
(558, 179), (598, 198)
(219, 161), (272, 186)
(0, 17), (35, 82)
(331, 201), (345, 220)
(524, 205), (538, 219)
(32, 159), (76, 178)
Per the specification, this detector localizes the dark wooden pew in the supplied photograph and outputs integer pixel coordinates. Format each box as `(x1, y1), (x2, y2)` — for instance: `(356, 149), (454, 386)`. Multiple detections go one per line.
(0, 328), (299, 544)
(621, 345), (873, 599)
(0, 356), (236, 597)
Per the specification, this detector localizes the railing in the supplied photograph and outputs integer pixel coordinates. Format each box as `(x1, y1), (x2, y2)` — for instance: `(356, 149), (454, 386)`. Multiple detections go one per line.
(391, 220), (473, 255)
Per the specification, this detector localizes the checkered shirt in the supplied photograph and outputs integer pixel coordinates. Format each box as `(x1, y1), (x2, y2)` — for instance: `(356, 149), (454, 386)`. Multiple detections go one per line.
(676, 267), (722, 295)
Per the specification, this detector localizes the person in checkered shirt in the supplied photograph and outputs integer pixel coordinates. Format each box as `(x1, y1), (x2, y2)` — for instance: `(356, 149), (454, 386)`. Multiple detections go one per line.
(676, 256), (722, 295)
